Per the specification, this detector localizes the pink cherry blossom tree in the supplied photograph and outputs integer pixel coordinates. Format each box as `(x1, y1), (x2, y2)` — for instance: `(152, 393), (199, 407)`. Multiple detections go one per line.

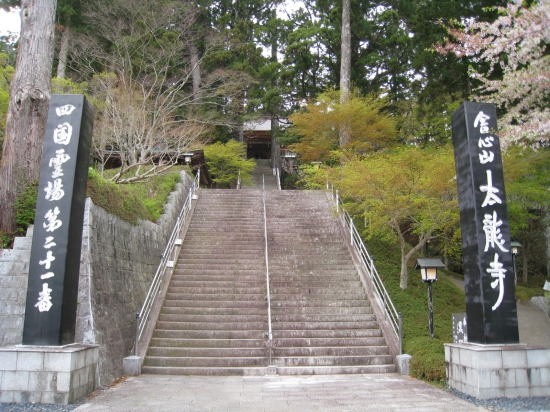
(435, 0), (550, 147)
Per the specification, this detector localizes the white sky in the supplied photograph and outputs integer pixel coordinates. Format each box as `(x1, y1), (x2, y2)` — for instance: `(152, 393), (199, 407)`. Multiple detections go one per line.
(0, 8), (21, 37)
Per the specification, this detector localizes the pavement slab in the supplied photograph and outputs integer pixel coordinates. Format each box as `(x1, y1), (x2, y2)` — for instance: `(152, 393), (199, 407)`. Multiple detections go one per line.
(73, 374), (487, 412)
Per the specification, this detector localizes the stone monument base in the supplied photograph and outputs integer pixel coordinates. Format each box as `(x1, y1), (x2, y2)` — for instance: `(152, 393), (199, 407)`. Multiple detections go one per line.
(445, 343), (550, 399)
(0, 344), (98, 404)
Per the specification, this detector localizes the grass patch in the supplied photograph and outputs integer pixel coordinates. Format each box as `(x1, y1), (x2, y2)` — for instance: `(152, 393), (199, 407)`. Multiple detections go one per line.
(365, 238), (465, 384)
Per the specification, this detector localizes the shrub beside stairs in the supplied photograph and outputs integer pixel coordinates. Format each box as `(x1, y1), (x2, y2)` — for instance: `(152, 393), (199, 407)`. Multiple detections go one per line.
(142, 189), (396, 375)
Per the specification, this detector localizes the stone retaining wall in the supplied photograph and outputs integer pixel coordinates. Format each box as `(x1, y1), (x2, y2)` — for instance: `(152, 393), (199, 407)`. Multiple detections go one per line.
(0, 171), (194, 385)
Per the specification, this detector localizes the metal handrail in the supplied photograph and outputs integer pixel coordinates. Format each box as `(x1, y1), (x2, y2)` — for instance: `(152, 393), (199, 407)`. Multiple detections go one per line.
(331, 188), (402, 354)
(262, 175), (274, 363)
(134, 169), (200, 355)
(275, 168), (281, 190)
(237, 170), (241, 189)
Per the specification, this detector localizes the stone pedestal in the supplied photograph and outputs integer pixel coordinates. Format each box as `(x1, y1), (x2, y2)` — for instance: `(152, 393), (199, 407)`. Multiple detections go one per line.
(445, 343), (550, 399)
(0, 344), (98, 404)
(396, 354), (412, 375)
(123, 356), (142, 376)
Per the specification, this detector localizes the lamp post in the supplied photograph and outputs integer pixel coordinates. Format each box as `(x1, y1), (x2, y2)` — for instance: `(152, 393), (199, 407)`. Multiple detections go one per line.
(415, 258), (446, 338)
(511, 241), (522, 285)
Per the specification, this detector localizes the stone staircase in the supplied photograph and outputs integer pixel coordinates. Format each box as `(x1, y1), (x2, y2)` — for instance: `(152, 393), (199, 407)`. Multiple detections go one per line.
(266, 191), (395, 374)
(142, 188), (396, 375)
(142, 190), (269, 375)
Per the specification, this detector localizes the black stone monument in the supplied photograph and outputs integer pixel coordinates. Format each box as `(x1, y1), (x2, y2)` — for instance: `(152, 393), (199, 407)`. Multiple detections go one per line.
(23, 95), (94, 346)
(451, 101), (519, 344)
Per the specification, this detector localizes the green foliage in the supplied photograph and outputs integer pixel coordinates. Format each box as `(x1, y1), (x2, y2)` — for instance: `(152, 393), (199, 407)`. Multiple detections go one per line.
(325, 146), (459, 288)
(51, 78), (88, 95)
(204, 140), (256, 188)
(504, 146), (550, 280)
(88, 167), (184, 223)
(86, 170), (151, 225)
(407, 337), (447, 384)
(14, 181), (38, 229)
(0, 52), (14, 145)
(0, 229), (11, 248)
(288, 89), (397, 163)
(366, 238), (465, 383)
(121, 172), (182, 221)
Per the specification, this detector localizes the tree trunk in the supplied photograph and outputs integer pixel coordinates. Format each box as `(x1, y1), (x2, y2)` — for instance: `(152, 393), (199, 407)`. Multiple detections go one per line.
(0, 0), (57, 232)
(56, 21), (70, 79)
(339, 0), (351, 148)
(190, 41), (201, 97)
(400, 240), (408, 290)
(522, 242), (529, 285)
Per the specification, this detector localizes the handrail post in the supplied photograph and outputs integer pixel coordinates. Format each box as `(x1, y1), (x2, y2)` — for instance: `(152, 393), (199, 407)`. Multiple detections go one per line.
(134, 312), (140, 357)
(336, 190), (339, 213)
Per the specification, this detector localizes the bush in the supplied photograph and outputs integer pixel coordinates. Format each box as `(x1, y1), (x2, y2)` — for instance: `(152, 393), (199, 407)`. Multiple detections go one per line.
(0, 230), (11, 248)
(87, 169), (151, 224)
(407, 336), (447, 384)
(14, 181), (39, 229)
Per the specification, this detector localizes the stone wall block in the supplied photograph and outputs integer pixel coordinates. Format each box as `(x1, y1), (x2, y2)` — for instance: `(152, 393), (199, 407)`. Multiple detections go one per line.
(44, 352), (72, 372)
(0, 350), (17, 370)
(16, 351), (44, 371)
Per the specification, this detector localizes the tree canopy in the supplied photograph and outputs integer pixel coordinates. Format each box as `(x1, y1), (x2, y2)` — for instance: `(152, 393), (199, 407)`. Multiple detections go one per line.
(288, 89), (397, 163)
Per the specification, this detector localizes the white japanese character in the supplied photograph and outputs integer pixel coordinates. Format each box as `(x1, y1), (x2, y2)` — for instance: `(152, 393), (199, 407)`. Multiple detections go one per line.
(35, 283), (53, 312)
(44, 179), (64, 201)
(49, 149), (70, 178)
(474, 111), (491, 134)
(56, 105), (76, 116)
(480, 170), (502, 207)
(483, 211), (508, 253)
(487, 253), (506, 311)
(43, 207), (62, 232)
(39, 250), (55, 270)
(53, 122), (73, 145)
(41, 272), (54, 280)
(478, 136), (495, 148)
(44, 236), (56, 249)
(479, 150), (494, 164)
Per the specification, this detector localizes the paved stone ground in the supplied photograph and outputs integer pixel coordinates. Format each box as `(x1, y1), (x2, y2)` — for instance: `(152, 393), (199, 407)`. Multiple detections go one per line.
(448, 277), (550, 348)
(73, 374), (488, 412)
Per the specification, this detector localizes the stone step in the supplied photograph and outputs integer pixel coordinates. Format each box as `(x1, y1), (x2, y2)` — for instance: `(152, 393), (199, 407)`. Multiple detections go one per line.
(168, 280), (266, 288)
(158, 314), (268, 323)
(272, 346), (390, 357)
(154, 321), (268, 330)
(161, 305), (372, 316)
(271, 354), (394, 368)
(177, 259), (266, 266)
(274, 365), (397, 375)
(164, 293), (266, 301)
(141, 366), (267, 376)
(152, 330), (267, 340)
(270, 281), (362, 288)
(162, 300), (267, 309)
(271, 314), (376, 323)
(147, 347), (269, 357)
(271, 321), (379, 330)
(270, 300), (369, 308)
(144, 356), (268, 368)
(273, 329), (383, 339)
(166, 286), (266, 295)
(270, 306), (372, 315)
(270, 293), (368, 301)
(170, 274), (265, 282)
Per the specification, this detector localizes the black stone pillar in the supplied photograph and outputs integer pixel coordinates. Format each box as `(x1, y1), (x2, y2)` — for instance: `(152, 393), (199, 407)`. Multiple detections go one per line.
(451, 101), (519, 344)
(23, 95), (94, 346)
